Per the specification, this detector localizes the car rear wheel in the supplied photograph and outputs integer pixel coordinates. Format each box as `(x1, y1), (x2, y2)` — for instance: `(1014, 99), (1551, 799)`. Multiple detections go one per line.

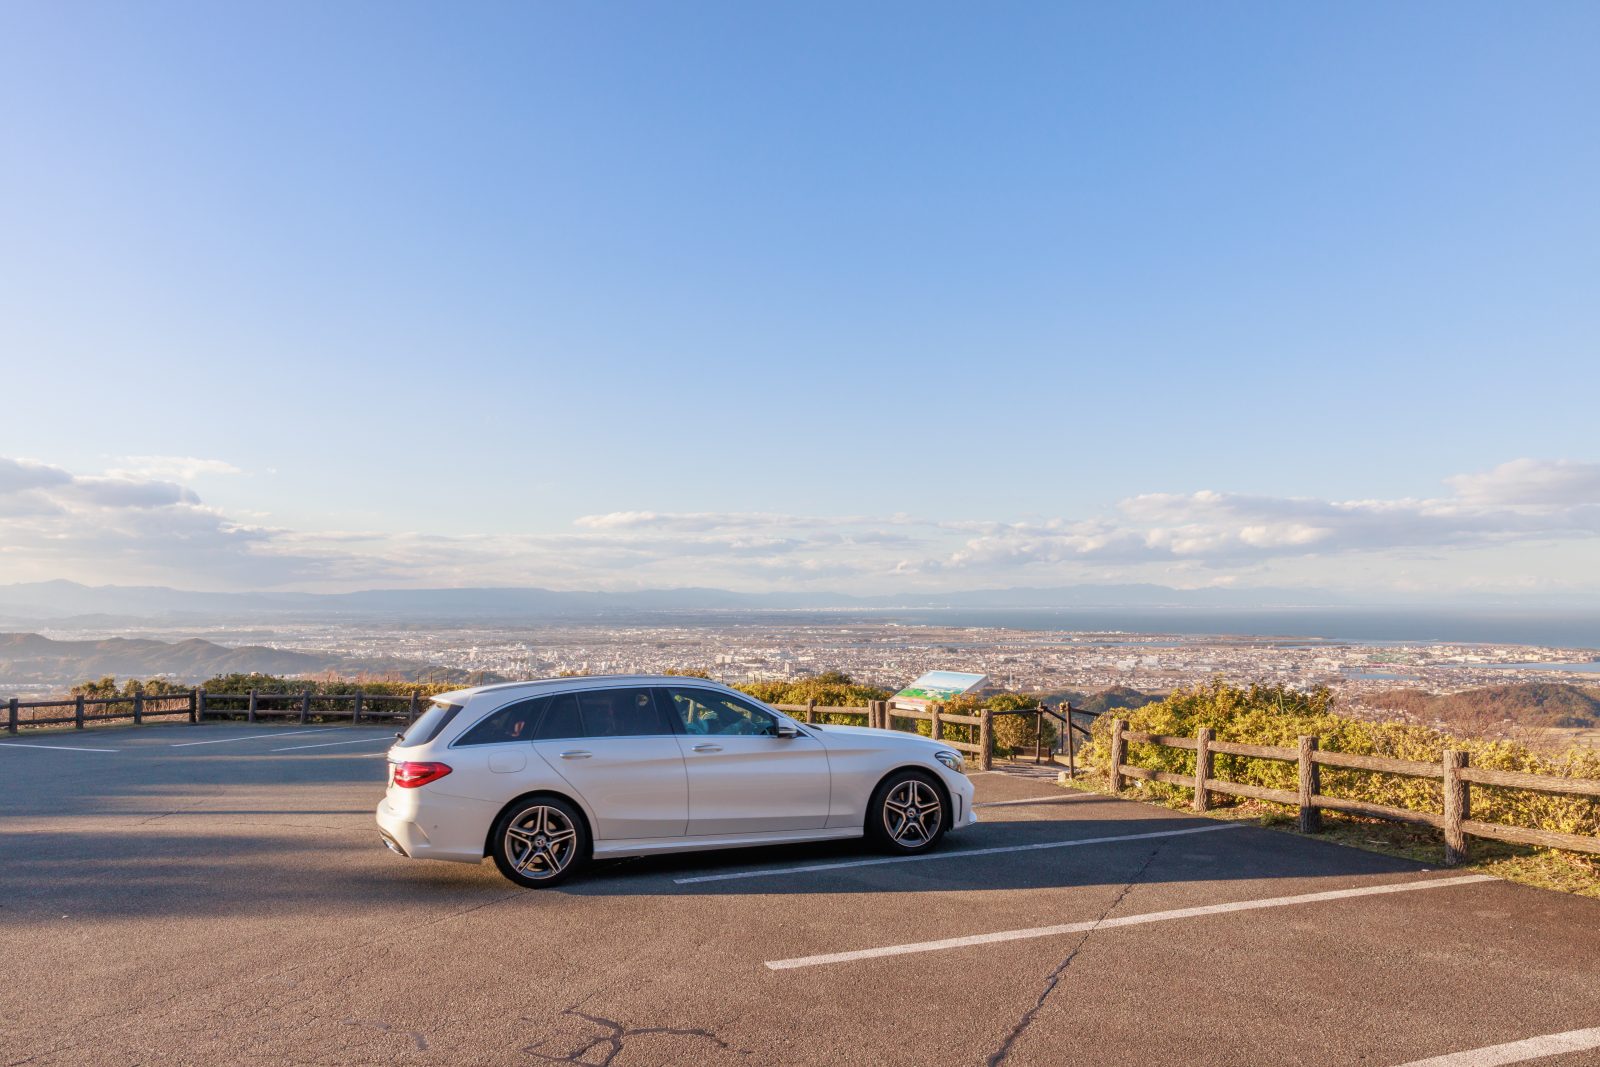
(866, 770), (947, 854)
(490, 796), (589, 888)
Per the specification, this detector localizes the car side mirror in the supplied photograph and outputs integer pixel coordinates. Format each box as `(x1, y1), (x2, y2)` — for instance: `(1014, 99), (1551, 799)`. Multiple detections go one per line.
(774, 721), (800, 738)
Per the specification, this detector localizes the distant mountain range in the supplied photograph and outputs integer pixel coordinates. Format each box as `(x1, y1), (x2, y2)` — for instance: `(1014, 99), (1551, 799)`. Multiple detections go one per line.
(0, 579), (1373, 623)
(0, 632), (493, 688)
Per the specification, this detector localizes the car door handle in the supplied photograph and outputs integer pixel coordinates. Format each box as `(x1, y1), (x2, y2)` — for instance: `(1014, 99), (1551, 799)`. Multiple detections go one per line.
(559, 750), (592, 760)
(692, 743), (722, 753)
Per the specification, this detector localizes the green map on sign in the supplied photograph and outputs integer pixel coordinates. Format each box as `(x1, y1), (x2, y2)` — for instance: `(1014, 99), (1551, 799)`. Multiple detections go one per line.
(892, 671), (988, 703)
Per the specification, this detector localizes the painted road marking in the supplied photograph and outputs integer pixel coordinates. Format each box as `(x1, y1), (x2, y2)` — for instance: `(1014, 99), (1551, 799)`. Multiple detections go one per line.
(674, 822), (1244, 885)
(1391, 1028), (1600, 1066)
(0, 742), (119, 753)
(973, 794), (1097, 808)
(169, 730), (324, 747)
(765, 874), (1497, 970)
(273, 737), (395, 752)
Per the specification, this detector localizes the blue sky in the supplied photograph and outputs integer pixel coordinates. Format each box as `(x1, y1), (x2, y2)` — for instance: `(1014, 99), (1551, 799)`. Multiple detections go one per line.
(1, 3), (1597, 596)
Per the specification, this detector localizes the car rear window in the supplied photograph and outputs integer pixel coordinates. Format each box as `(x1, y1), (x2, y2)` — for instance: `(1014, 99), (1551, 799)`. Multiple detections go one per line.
(394, 702), (461, 748)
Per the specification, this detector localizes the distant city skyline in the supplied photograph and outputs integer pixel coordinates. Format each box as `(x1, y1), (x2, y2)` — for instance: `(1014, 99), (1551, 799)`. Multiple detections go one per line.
(2, 5), (1596, 598)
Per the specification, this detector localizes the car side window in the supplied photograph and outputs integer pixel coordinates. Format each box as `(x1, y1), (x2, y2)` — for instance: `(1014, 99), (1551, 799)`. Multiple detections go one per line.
(666, 688), (779, 737)
(576, 687), (668, 738)
(456, 697), (544, 746)
(534, 693), (584, 740)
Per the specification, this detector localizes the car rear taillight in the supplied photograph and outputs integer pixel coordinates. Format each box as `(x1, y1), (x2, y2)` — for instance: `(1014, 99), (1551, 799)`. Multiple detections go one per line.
(392, 761), (452, 788)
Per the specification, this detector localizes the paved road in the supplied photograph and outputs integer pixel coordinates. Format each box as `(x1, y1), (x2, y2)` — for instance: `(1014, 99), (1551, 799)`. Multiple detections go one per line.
(3, 723), (1599, 1066)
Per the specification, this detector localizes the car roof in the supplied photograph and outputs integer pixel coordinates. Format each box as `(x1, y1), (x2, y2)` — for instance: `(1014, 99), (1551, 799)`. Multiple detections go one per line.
(432, 674), (744, 706)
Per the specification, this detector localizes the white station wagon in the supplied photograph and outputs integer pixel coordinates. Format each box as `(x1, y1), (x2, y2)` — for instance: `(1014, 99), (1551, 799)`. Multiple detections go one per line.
(376, 675), (977, 887)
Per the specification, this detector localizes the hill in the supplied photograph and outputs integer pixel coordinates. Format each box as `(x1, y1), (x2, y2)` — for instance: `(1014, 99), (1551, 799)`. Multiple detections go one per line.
(0, 579), (1357, 623)
(0, 632), (492, 691)
(1363, 683), (1600, 731)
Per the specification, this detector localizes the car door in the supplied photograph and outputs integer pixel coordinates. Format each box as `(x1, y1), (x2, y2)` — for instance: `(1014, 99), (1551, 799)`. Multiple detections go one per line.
(662, 686), (831, 835)
(530, 686), (688, 840)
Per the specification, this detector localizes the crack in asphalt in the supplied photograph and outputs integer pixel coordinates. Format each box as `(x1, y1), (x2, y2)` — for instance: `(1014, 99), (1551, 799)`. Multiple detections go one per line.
(984, 843), (1164, 1067)
(520, 1008), (746, 1066)
(342, 1018), (430, 1051)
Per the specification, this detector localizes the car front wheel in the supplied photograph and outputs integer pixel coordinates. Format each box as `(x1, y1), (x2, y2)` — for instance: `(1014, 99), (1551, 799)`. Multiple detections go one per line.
(490, 796), (589, 888)
(866, 770), (947, 854)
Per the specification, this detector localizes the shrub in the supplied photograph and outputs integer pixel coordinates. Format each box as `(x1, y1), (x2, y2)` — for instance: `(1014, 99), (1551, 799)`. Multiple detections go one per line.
(735, 672), (890, 725)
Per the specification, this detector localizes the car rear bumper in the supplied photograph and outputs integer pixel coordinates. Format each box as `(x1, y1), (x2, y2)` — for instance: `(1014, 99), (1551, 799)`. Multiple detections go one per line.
(375, 795), (489, 864)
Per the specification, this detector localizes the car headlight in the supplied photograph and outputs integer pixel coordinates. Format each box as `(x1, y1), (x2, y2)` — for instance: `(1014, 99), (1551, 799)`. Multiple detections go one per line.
(934, 749), (964, 772)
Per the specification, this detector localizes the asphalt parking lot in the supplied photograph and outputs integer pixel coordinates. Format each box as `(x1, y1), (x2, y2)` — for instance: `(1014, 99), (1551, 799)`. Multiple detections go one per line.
(3, 723), (1599, 1067)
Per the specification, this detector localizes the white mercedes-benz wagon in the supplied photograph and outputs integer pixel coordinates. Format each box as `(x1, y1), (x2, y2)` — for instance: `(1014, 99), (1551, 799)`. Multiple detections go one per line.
(376, 675), (977, 887)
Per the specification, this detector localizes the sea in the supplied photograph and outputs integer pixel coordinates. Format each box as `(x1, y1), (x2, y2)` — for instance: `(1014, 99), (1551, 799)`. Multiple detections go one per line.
(860, 608), (1600, 652)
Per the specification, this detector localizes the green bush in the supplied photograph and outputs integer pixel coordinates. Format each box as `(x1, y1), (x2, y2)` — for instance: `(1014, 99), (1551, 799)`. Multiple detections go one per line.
(735, 671), (890, 725)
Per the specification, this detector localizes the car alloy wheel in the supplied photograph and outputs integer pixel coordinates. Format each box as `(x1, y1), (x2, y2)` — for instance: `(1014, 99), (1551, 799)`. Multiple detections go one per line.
(868, 770), (947, 853)
(491, 797), (588, 887)
(883, 778), (943, 846)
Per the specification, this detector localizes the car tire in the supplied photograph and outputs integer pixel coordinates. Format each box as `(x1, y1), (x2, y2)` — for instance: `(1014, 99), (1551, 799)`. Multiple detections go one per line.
(865, 769), (948, 854)
(490, 795), (590, 888)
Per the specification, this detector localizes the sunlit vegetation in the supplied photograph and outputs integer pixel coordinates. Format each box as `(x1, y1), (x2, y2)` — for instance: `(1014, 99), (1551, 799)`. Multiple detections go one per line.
(1072, 679), (1600, 893)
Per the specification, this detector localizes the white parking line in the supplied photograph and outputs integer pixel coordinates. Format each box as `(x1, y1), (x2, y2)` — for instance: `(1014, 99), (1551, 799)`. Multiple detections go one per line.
(1392, 1027), (1600, 1066)
(0, 742), (119, 753)
(674, 822), (1244, 885)
(973, 794), (1096, 808)
(169, 730), (323, 748)
(272, 737), (395, 752)
(765, 874), (1496, 970)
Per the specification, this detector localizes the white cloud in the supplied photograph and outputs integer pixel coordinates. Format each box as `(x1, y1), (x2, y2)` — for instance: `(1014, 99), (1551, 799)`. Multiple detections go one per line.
(108, 456), (243, 482)
(1446, 459), (1600, 506)
(2, 455), (1599, 594)
(67, 477), (200, 509)
(0, 457), (73, 494)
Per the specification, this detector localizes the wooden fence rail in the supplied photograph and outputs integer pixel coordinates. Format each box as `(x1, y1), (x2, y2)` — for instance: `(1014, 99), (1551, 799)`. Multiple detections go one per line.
(5, 689), (425, 733)
(1107, 717), (1600, 865)
(773, 699), (997, 769)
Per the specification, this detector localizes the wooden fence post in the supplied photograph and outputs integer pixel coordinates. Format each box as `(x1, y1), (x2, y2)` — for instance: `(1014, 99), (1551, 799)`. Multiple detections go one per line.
(353, 691), (364, 725)
(1298, 736), (1322, 833)
(193, 689), (204, 723)
(805, 699), (815, 725)
(409, 693), (420, 724)
(132, 688), (143, 726)
(1064, 703), (1076, 778)
(1194, 726), (1213, 812)
(7, 697), (17, 734)
(930, 703), (943, 741)
(75, 693), (85, 730)
(1443, 749), (1470, 866)
(978, 709), (994, 772)
(247, 688), (258, 724)
(300, 689), (312, 725)
(1109, 718), (1126, 791)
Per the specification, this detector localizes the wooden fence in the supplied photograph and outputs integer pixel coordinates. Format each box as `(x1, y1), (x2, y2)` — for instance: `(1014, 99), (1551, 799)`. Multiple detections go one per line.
(11, 689), (1059, 776)
(1107, 717), (1600, 864)
(5, 688), (423, 733)
(774, 699), (998, 771)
